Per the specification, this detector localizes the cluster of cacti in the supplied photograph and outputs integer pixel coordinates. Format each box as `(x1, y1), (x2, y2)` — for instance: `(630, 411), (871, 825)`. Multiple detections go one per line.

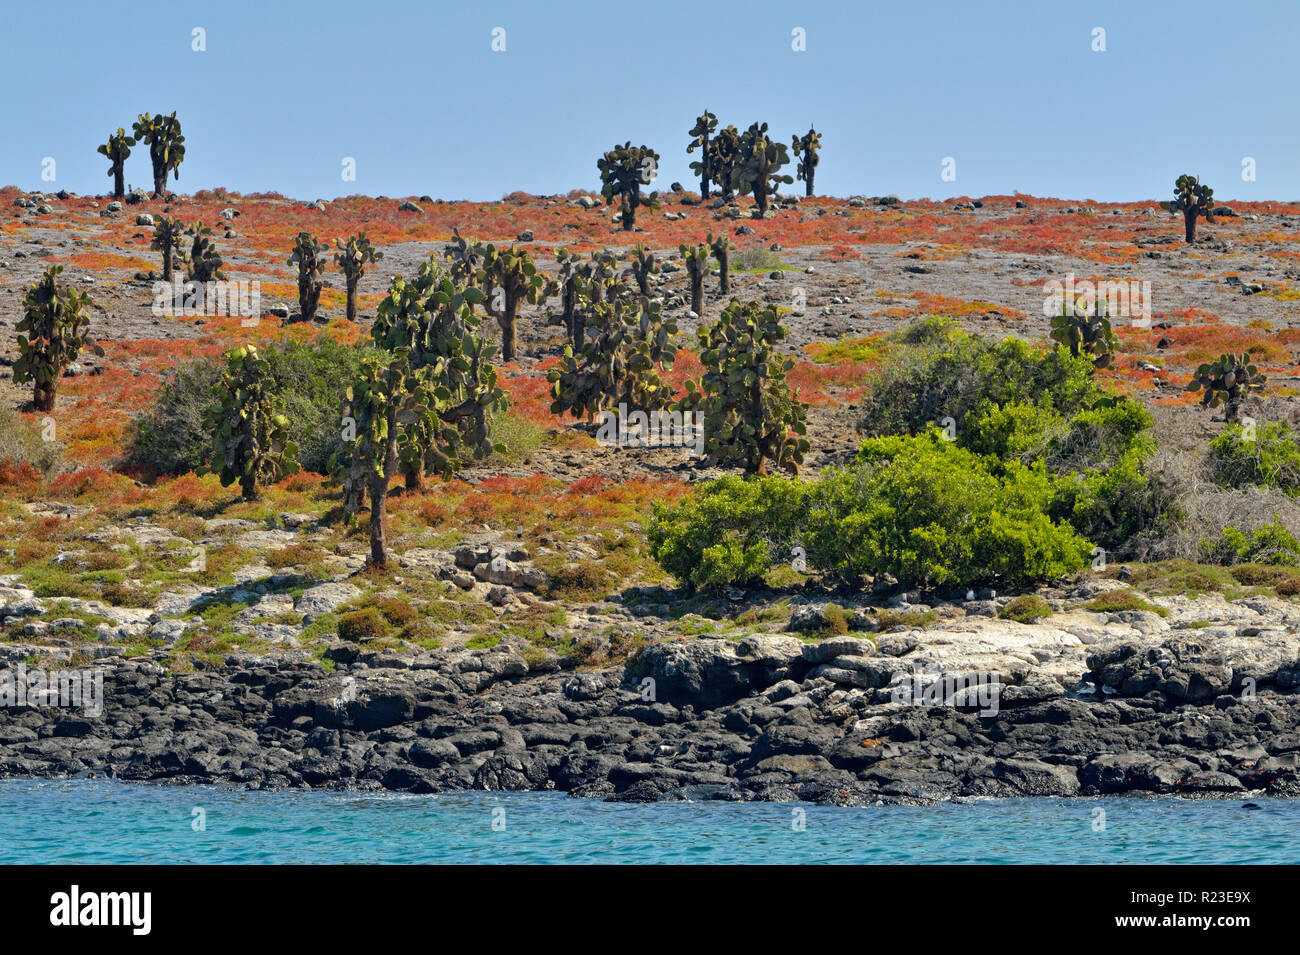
(369, 256), (506, 488)
(686, 110), (718, 197)
(335, 355), (422, 567)
(597, 142), (661, 231)
(733, 123), (794, 217)
(548, 299), (680, 421)
(202, 344), (299, 500)
(791, 126), (822, 197)
(334, 232), (381, 321)
(150, 216), (187, 283)
(479, 242), (551, 360)
(131, 111), (185, 198)
(1170, 174), (1215, 243)
(96, 128), (135, 199)
(1185, 352), (1266, 423)
(678, 300), (810, 475)
(189, 223), (224, 283)
(708, 232), (732, 295)
(335, 259), (508, 566)
(680, 242), (709, 315)
(289, 232), (328, 323)
(707, 125), (742, 200)
(1049, 297), (1117, 370)
(628, 243), (661, 297)
(14, 266), (103, 413)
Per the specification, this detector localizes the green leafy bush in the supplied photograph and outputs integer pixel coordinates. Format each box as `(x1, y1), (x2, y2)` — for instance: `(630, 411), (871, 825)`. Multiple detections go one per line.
(806, 435), (1092, 587)
(647, 475), (808, 590)
(1199, 518), (1300, 566)
(1209, 421), (1300, 495)
(129, 337), (374, 476)
(650, 434), (1093, 590)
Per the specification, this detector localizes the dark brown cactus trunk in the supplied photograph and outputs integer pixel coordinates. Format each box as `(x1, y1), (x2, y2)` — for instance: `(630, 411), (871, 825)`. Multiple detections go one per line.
(33, 385), (55, 413)
(718, 251), (730, 295)
(152, 161), (166, 198)
(1184, 209), (1197, 243)
(690, 274), (703, 315)
(573, 313), (585, 351)
(404, 468), (422, 491)
(161, 237), (173, 282)
(346, 278), (358, 321)
(501, 296), (518, 361)
(368, 475), (388, 569)
(240, 472), (258, 501)
(113, 168), (125, 199)
(805, 170), (814, 198)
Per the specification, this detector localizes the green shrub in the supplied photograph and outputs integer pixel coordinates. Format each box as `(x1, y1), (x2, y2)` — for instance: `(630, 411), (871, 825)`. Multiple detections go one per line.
(807, 435), (1093, 587)
(647, 475), (808, 590)
(999, 594), (1052, 623)
(858, 322), (1095, 442)
(1209, 421), (1300, 495)
(1199, 518), (1300, 566)
(650, 435), (1092, 591)
(129, 337), (376, 476)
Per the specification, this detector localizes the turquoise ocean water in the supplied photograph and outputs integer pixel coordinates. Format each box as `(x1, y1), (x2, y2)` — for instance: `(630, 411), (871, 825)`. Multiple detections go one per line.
(1, 779), (1293, 864)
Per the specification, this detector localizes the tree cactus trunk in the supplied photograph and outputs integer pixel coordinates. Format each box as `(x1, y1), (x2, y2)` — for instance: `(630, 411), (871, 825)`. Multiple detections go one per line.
(718, 251), (730, 295)
(690, 274), (703, 315)
(33, 385), (55, 414)
(805, 170), (814, 198)
(368, 476), (388, 568)
(501, 302), (518, 361)
(1184, 209), (1197, 243)
(113, 168), (125, 199)
(153, 164), (166, 198)
(346, 280), (358, 322)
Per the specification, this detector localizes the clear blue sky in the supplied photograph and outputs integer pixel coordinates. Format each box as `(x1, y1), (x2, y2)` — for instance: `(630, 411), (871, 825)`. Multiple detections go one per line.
(3, 0), (1296, 202)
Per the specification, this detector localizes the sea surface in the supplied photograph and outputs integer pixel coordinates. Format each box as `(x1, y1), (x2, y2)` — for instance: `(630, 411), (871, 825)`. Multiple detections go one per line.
(1, 778), (1293, 864)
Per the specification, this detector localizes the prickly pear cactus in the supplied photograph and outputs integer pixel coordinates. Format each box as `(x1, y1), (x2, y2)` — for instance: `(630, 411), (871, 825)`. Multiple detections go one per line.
(791, 126), (822, 198)
(733, 122), (794, 217)
(369, 256), (507, 486)
(132, 111), (185, 197)
(151, 216), (187, 282)
(189, 223), (224, 283)
(597, 142), (662, 231)
(680, 300), (810, 475)
(480, 242), (548, 361)
(687, 110), (718, 198)
(334, 232), (382, 321)
(628, 243), (661, 297)
(96, 128), (135, 199)
(708, 125), (742, 200)
(709, 232), (732, 294)
(1049, 298), (1117, 370)
(1185, 352), (1266, 423)
(202, 344), (299, 500)
(14, 266), (103, 413)
(289, 232), (327, 322)
(679, 242), (709, 315)
(1170, 174), (1215, 243)
(548, 299), (680, 422)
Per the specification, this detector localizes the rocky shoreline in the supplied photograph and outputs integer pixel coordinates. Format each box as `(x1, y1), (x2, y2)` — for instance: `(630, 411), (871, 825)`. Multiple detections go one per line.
(4, 584), (1300, 804)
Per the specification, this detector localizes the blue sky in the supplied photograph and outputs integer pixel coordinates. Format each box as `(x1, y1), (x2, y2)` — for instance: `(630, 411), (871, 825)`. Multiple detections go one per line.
(3, 0), (1296, 202)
